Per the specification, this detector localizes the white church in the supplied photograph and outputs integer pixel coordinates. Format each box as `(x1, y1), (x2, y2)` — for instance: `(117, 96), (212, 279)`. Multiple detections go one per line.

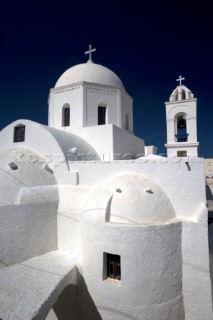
(0, 45), (212, 320)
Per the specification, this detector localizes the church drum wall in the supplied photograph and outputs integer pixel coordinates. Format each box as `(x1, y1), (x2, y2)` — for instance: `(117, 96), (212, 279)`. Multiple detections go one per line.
(86, 86), (118, 127)
(80, 218), (184, 320)
(49, 86), (84, 130)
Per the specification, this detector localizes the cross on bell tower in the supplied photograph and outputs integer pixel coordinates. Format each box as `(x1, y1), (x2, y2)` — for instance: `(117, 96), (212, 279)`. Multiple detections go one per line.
(85, 45), (96, 63)
(176, 75), (185, 86)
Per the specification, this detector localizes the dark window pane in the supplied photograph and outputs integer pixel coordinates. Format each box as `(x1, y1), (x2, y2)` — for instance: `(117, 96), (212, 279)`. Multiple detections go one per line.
(63, 107), (70, 126)
(107, 253), (121, 280)
(109, 261), (114, 277)
(177, 150), (187, 157)
(98, 106), (106, 125)
(14, 125), (25, 142)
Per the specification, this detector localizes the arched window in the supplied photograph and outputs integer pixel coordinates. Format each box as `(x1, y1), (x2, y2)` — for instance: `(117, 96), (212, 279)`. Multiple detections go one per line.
(98, 106), (106, 125)
(175, 115), (188, 142)
(62, 104), (70, 127)
(13, 124), (25, 142)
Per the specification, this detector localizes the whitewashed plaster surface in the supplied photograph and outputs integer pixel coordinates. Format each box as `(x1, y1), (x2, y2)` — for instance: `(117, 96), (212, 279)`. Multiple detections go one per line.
(82, 173), (176, 224)
(49, 61), (134, 138)
(0, 251), (77, 320)
(165, 85), (199, 157)
(71, 124), (144, 160)
(69, 157), (206, 219)
(0, 57), (212, 320)
(49, 82), (132, 132)
(57, 184), (90, 262)
(0, 148), (58, 266)
(0, 203), (57, 267)
(0, 148), (57, 203)
(182, 205), (213, 320)
(80, 213), (183, 319)
(0, 120), (100, 183)
(55, 62), (125, 89)
(209, 223), (213, 296)
(166, 102), (197, 142)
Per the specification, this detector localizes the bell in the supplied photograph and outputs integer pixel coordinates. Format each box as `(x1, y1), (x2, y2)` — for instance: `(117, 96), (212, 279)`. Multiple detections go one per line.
(177, 118), (186, 129)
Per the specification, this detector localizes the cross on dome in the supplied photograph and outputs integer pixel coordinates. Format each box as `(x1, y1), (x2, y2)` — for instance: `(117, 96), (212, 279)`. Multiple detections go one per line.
(85, 45), (96, 63)
(176, 75), (185, 86)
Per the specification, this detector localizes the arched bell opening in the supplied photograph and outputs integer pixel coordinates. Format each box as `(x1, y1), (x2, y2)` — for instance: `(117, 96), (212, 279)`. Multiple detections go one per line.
(175, 114), (188, 142)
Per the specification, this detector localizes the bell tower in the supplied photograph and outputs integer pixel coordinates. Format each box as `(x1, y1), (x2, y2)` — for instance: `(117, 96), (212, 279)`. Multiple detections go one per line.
(165, 76), (199, 157)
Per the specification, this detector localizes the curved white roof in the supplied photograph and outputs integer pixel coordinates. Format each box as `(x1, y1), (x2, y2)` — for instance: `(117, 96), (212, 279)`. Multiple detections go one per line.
(169, 85), (194, 101)
(0, 120), (101, 164)
(83, 173), (176, 224)
(0, 148), (57, 204)
(55, 61), (125, 90)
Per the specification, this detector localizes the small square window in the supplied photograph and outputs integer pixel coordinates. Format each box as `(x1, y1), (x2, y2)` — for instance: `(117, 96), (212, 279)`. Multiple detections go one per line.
(103, 252), (121, 281)
(177, 150), (187, 157)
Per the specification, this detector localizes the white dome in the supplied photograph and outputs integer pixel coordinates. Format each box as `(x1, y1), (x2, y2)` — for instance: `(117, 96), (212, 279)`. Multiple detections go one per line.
(83, 173), (176, 224)
(55, 61), (125, 89)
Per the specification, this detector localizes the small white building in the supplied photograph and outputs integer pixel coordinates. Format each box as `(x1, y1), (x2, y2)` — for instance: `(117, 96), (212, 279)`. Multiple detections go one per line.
(0, 47), (212, 320)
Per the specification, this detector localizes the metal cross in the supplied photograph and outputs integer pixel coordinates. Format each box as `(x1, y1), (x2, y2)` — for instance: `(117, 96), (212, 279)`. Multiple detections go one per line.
(176, 75), (185, 86)
(85, 44), (96, 62)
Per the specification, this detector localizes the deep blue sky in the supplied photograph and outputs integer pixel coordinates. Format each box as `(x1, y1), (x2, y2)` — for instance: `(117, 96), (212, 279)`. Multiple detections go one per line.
(0, 1), (212, 157)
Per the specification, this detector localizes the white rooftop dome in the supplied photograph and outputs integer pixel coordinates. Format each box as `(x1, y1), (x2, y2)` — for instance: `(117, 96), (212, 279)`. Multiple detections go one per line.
(83, 173), (176, 224)
(55, 61), (125, 90)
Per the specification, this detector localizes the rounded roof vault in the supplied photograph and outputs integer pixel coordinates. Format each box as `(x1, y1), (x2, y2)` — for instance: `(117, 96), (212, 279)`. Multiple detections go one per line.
(55, 61), (125, 90)
(169, 85), (194, 102)
(0, 148), (57, 204)
(83, 173), (176, 224)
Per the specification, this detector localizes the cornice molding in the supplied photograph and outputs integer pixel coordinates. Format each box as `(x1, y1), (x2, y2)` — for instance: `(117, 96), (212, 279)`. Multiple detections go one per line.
(165, 142), (199, 148)
(165, 98), (197, 105)
(50, 81), (132, 100)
